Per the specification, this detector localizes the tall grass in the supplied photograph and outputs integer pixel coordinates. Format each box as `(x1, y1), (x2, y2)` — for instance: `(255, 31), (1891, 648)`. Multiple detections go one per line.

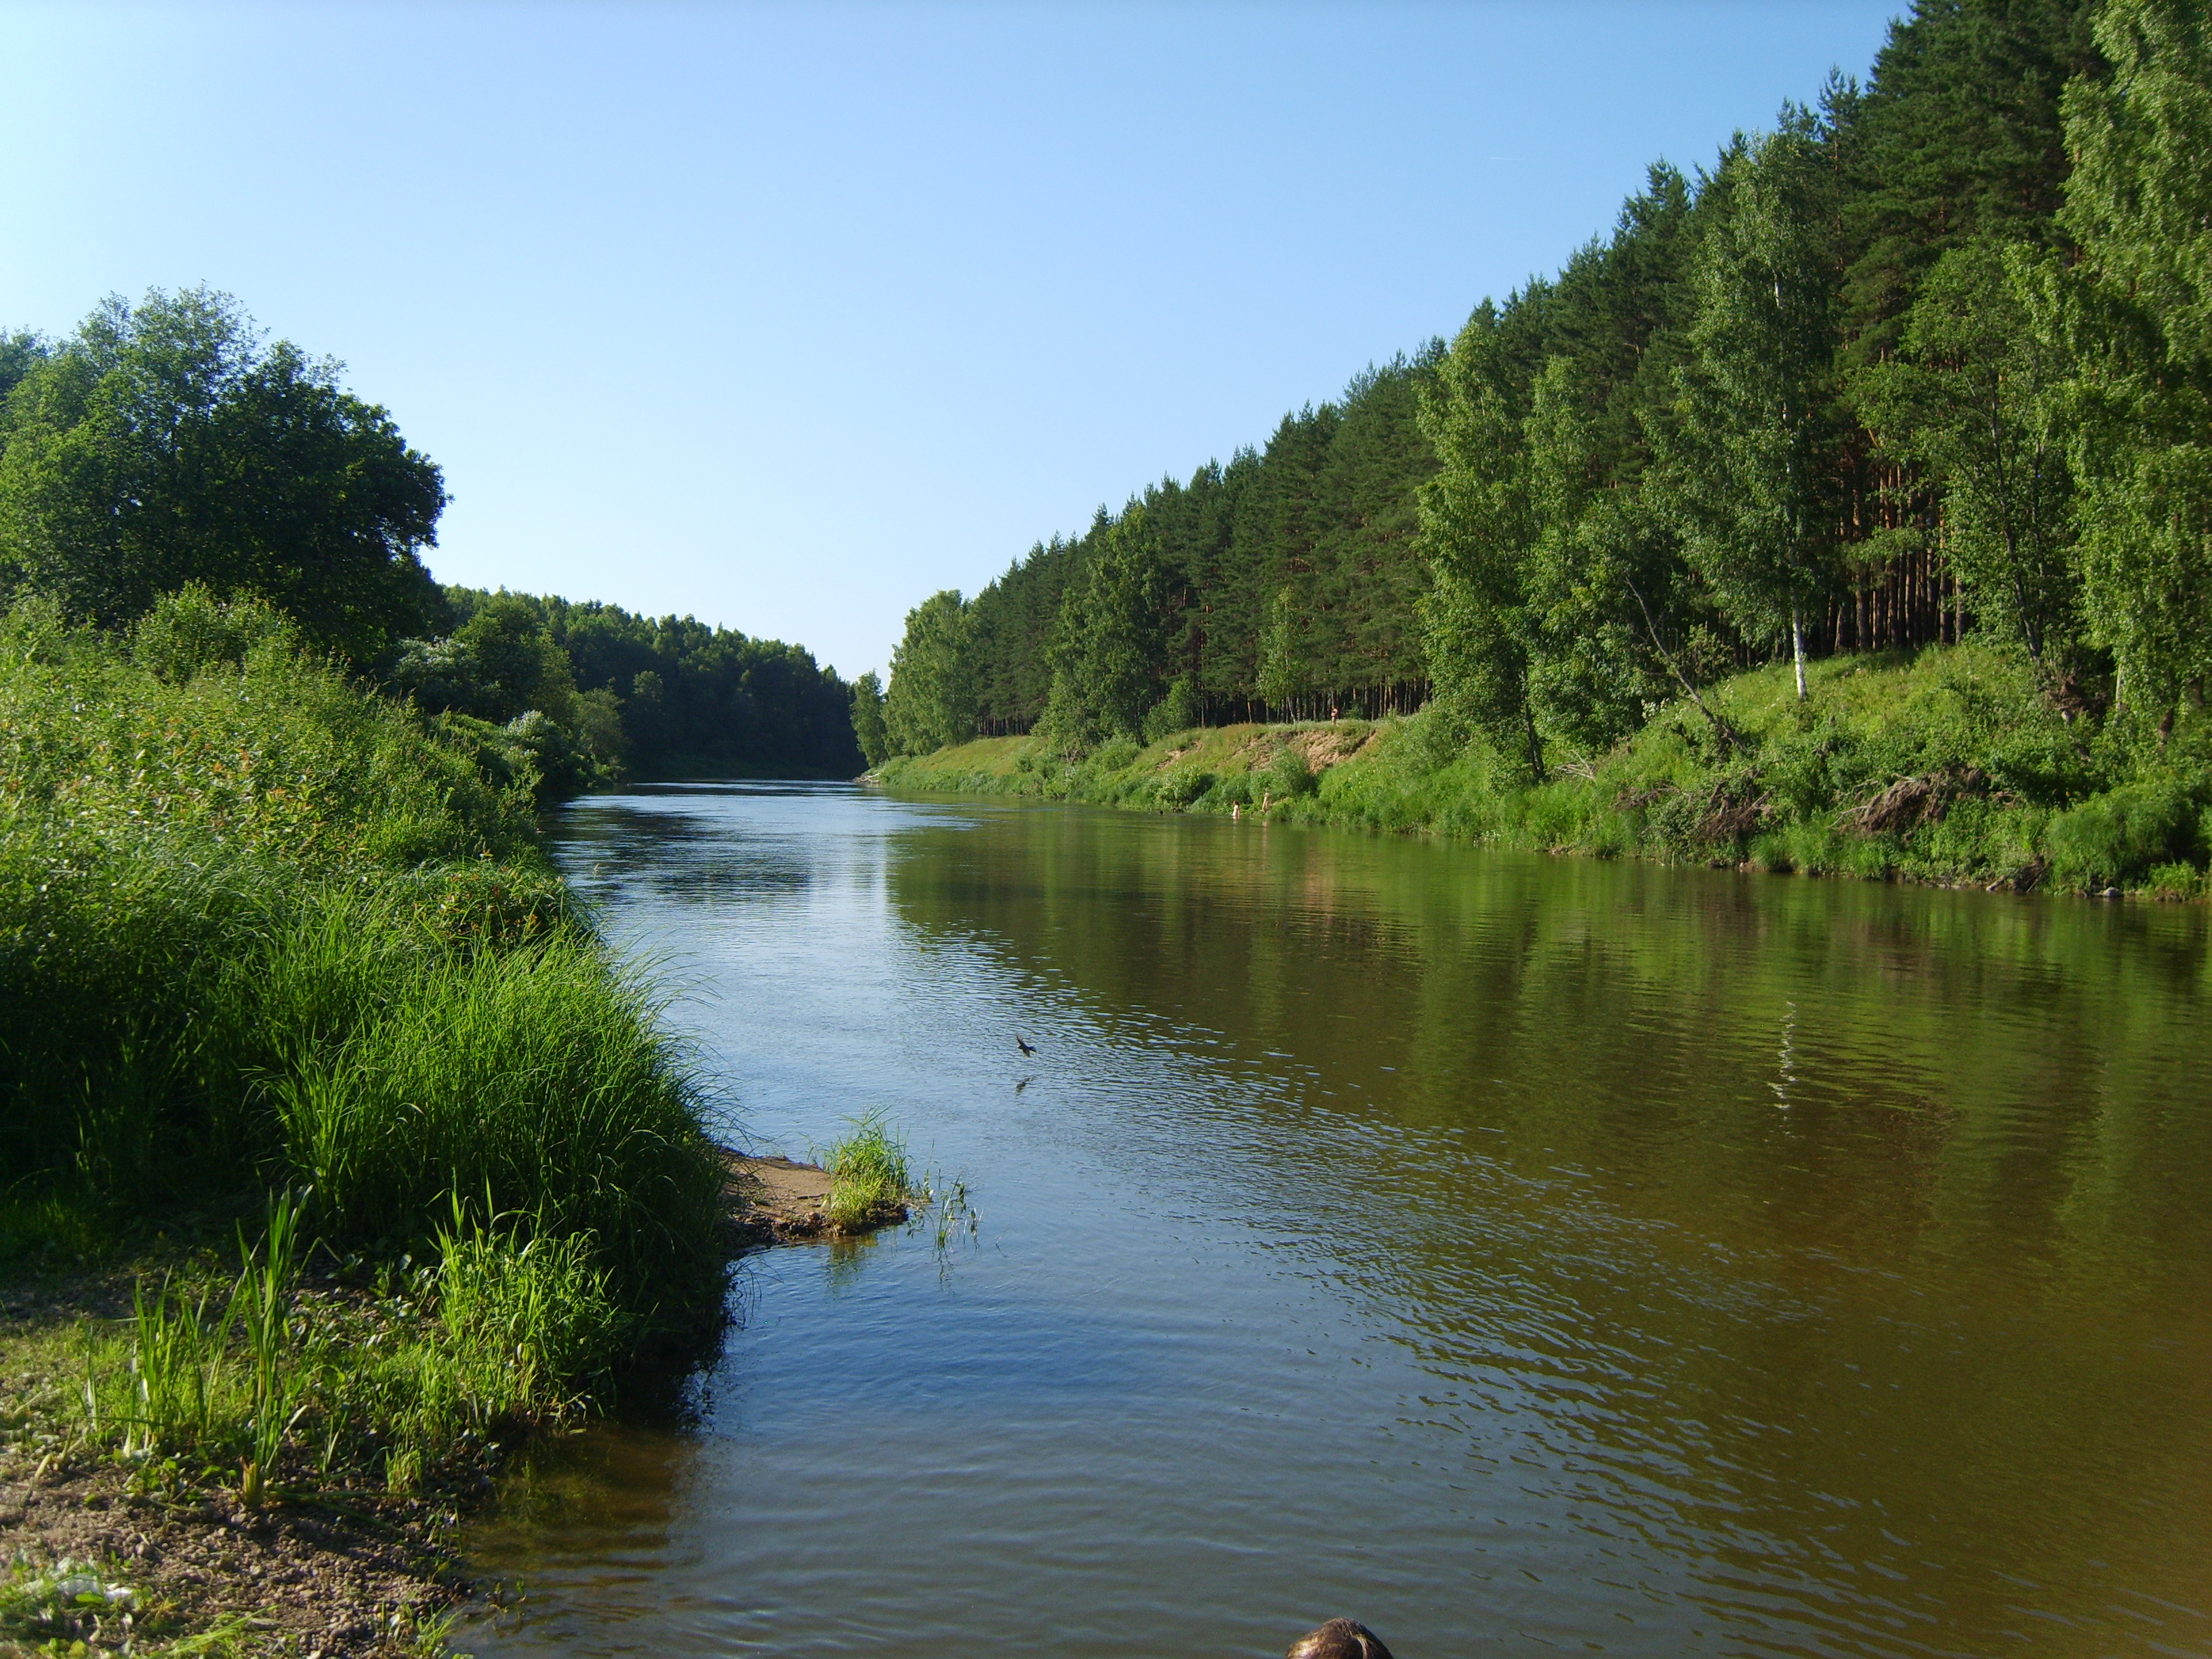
(83, 1196), (628, 1500)
(0, 587), (728, 1330)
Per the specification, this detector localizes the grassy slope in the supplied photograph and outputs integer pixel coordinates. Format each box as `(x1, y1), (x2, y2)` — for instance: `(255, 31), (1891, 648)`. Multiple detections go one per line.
(876, 644), (2212, 897)
(0, 590), (733, 1653)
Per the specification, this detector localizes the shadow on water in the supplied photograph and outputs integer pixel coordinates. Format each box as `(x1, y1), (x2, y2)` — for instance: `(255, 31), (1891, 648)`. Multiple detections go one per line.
(462, 783), (2212, 1658)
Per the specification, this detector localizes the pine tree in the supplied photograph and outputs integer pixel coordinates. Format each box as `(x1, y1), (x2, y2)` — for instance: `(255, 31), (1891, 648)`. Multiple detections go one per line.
(1842, 0), (2101, 359)
(1417, 300), (1549, 777)
(1039, 507), (1171, 751)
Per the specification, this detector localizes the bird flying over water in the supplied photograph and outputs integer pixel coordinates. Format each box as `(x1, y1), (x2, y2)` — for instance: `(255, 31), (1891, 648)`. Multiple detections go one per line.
(1015, 1033), (1037, 1057)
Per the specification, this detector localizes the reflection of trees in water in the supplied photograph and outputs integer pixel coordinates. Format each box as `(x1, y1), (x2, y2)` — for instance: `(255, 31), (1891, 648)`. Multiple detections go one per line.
(884, 809), (2212, 1648)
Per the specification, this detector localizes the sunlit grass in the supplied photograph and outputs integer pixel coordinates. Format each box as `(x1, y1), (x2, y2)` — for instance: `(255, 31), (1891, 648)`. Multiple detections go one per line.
(822, 1113), (912, 1233)
(875, 642), (2212, 895)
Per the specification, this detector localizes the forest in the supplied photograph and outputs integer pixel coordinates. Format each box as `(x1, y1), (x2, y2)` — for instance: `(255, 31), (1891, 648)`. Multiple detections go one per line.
(411, 585), (862, 790)
(878, 0), (2212, 846)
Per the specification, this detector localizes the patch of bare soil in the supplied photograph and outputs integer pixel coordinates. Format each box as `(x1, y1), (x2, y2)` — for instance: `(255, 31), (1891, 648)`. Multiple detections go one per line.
(0, 1449), (456, 1656)
(0, 1277), (468, 1658)
(722, 1153), (908, 1242)
(1288, 727), (1374, 772)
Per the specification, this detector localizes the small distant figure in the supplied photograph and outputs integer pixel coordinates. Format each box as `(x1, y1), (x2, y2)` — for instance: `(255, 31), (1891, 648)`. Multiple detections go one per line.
(1287, 1619), (1395, 1659)
(1015, 1033), (1037, 1057)
(1014, 1075), (1035, 1094)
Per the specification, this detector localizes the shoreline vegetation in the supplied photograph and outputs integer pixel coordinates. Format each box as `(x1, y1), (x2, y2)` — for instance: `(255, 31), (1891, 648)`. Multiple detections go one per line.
(874, 642), (2212, 900)
(867, 1), (2212, 905)
(0, 291), (888, 1656)
(0, 587), (727, 1657)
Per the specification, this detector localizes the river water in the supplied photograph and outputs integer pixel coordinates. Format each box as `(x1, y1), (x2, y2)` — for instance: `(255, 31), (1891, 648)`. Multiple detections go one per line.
(459, 781), (2212, 1659)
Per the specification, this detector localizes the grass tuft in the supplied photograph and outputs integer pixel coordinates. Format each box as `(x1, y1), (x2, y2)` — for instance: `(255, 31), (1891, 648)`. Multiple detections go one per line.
(822, 1114), (912, 1233)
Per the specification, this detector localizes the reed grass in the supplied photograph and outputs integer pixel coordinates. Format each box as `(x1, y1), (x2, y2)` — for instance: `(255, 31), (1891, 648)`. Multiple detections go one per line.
(75, 1195), (635, 1502)
(822, 1113), (912, 1232)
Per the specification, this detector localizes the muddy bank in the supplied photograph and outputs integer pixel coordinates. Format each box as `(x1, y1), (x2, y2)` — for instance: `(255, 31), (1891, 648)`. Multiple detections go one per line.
(724, 1151), (911, 1243)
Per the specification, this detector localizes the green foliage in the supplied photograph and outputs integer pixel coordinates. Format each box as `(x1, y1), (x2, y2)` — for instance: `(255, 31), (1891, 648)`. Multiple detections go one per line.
(0, 289), (444, 663)
(0, 1557), (159, 1654)
(0, 593), (724, 1321)
(1661, 112), (1855, 695)
(2044, 775), (2207, 890)
(851, 669), (890, 766)
(396, 584), (863, 790)
(821, 1113), (912, 1233)
(1142, 675), (1201, 743)
(268, 920), (720, 1296)
(884, 590), (975, 756)
(1853, 236), (2079, 662)
(1841, 0), (2100, 351)
(888, 0), (2197, 813)
(2051, 0), (2212, 722)
(391, 591), (576, 725)
(519, 587), (862, 779)
(77, 1198), (629, 1507)
(881, 641), (2212, 898)
(1417, 302), (1544, 777)
(433, 1212), (626, 1415)
(0, 291), (859, 795)
(955, 356), (1441, 739)
(1040, 507), (1172, 752)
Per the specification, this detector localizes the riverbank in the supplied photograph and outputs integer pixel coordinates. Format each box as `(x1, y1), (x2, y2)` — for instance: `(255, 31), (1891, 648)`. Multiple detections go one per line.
(0, 1142), (917, 1658)
(873, 643), (2212, 897)
(0, 588), (734, 1656)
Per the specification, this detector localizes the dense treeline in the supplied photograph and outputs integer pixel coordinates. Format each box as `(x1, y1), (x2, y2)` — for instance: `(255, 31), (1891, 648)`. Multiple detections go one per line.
(882, 0), (2211, 787)
(403, 586), (863, 787)
(879, 357), (1439, 759)
(1, 287), (864, 796)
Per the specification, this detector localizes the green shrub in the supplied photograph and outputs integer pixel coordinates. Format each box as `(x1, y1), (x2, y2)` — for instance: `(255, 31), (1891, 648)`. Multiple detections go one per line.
(1157, 768), (1214, 808)
(1142, 676), (1200, 743)
(1265, 743), (1318, 799)
(1090, 733), (1141, 773)
(2046, 777), (2205, 892)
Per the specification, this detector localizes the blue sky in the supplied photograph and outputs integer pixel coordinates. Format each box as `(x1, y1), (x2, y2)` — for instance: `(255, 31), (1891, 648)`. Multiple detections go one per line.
(3, 1), (1900, 678)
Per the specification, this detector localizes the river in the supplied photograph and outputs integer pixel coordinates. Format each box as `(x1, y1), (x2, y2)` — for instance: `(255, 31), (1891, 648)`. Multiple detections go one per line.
(458, 781), (2212, 1659)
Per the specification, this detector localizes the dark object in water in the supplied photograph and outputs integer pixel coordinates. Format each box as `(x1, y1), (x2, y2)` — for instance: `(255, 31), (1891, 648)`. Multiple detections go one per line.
(1287, 1618), (1395, 1659)
(1015, 1033), (1038, 1057)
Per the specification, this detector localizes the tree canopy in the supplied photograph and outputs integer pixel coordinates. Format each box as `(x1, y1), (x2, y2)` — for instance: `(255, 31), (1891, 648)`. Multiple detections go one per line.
(0, 289), (445, 664)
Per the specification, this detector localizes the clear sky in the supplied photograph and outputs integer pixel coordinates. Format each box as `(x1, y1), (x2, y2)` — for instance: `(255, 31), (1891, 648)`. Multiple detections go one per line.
(3, 1), (1902, 679)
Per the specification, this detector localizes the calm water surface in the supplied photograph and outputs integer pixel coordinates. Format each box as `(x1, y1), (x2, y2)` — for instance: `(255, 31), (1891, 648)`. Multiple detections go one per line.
(460, 783), (2212, 1658)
